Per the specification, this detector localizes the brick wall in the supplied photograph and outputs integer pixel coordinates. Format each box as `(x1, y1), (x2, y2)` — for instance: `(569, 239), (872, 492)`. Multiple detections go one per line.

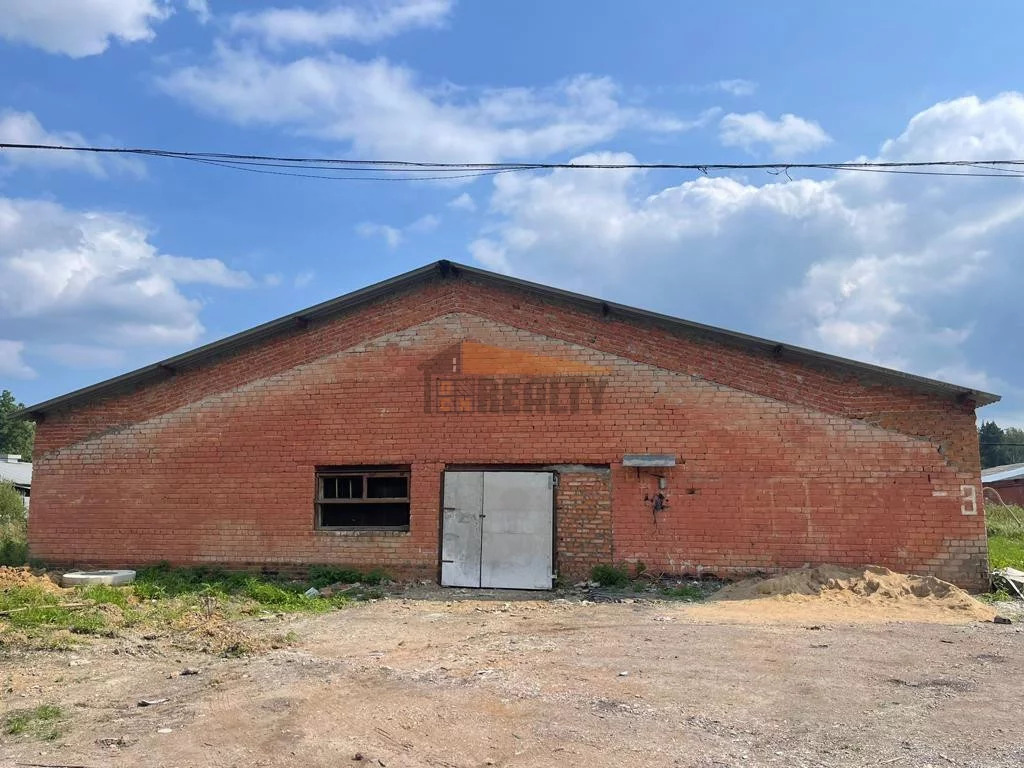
(553, 467), (612, 580)
(28, 274), (990, 588)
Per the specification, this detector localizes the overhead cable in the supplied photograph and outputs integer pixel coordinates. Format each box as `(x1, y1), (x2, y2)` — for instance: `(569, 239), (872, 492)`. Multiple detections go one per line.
(5, 141), (1024, 182)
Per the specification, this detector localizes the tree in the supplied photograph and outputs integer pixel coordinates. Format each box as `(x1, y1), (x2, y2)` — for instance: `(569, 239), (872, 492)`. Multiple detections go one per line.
(1002, 426), (1024, 465)
(0, 481), (28, 566)
(979, 421), (1007, 469)
(0, 481), (25, 525)
(0, 390), (34, 459)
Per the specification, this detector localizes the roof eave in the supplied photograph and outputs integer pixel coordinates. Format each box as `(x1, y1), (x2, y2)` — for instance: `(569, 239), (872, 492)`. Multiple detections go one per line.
(16, 259), (1001, 418)
(16, 261), (443, 419)
(452, 263), (1002, 408)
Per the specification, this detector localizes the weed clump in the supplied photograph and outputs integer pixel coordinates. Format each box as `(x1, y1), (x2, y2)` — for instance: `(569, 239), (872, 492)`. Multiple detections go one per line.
(308, 564), (387, 588)
(590, 564), (631, 588)
(3, 704), (64, 740)
(986, 504), (1024, 571)
(0, 481), (28, 566)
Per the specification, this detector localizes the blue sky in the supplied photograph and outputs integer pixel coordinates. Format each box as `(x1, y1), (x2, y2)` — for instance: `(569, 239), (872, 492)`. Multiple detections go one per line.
(1, 1), (1023, 424)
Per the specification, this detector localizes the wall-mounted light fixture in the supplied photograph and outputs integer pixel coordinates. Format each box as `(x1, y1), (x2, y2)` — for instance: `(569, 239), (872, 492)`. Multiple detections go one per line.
(622, 454), (676, 467)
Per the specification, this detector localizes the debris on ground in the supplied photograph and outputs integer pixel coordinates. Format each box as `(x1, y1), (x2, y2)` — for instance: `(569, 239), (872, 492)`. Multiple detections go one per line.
(2, 589), (1021, 766)
(711, 565), (995, 620)
(170, 610), (264, 656)
(319, 581), (369, 597)
(96, 736), (134, 748)
(0, 566), (65, 593)
(991, 567), (1024, 599)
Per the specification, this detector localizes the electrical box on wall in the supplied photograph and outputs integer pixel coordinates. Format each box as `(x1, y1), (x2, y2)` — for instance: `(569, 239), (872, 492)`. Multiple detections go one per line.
(622, 454), (676, 467)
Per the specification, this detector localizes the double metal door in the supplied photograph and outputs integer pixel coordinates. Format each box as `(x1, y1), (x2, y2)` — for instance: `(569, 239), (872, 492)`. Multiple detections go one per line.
(441, 471), (554, 590)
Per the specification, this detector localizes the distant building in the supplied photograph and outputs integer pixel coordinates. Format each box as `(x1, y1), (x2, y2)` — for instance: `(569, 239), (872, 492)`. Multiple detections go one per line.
(982, 463), (1024, 506)
(0, 454), (31, 509)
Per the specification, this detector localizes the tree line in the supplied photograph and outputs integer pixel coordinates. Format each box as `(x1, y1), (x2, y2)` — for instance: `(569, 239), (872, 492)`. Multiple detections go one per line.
(979, 421), (1024, 470)
(0, 390), (34, 459)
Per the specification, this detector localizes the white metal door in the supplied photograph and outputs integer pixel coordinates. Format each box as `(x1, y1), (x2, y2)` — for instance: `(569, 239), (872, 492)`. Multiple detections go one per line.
(480, 472), (553, 590)
(440, 470), (554, 590)
(441, 471), (483, 588)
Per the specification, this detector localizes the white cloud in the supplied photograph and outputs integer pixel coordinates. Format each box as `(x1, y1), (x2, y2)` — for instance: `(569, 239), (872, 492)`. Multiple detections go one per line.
(39, 344), (127, 369)
(719, 111), (831, 157)
(0, 0), (172, 57)
(186, 0), (211, 24)
(0, 197), (253, 367)
(294, 270), (314, 288)
(712, 79), (757, 97)
(358, 213), (441, 248)
(467, 94), (1024, 421)
(0, 110), (144, 177)
(153, 254), (254, 287)
(357, 222), (403, 249)
(468, 238), (510, 273)
(407, 213), (440, 233)
(230, 0), (453, 47)
(880, 93), (1024, 161)
(160, 46), (696, 163)
(0, 340), (34, 379)
(448, 193), (476, 212)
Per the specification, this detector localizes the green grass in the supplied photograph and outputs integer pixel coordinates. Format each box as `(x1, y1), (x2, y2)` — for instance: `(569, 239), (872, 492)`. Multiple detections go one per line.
(978, 588), (1013, 604)
(0, 564), (389, 654)
(3, 704), (64, 741)
(0, 515), (28, 567)
(587, 564), (708, 601)
(987, 504), (1024, 538)
(0, 584), (110, 635)
(989, 536), (1024, 570)
(308, 564), (387, 587)
(0, 481), (28, 566)
(661, 584), (704, 601)
(987, 504), (1024, 571)
(590, 564), (631, 588)
(0, 534), (27, 566)
(130, 562), (386, 611)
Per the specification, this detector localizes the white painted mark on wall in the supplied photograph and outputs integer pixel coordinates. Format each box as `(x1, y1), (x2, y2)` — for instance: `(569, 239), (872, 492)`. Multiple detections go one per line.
(960, 485), (977, 516)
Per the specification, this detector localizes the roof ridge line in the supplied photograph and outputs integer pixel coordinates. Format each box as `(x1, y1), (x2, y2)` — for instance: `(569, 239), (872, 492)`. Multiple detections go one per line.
(17, 259), (999, 418)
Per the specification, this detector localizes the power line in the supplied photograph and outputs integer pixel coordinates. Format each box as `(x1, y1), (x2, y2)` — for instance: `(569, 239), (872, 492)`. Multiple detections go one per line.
(6, 141), (1024, 181)
(179, 155), (519, 182)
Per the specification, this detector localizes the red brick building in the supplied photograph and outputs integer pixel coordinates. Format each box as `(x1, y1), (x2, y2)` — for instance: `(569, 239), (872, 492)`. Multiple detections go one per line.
(982, 464), (1024, 506)
(23, 261), (998, 588)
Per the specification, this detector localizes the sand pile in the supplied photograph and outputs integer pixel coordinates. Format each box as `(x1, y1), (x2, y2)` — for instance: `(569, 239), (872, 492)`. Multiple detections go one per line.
(0, 566), (65, 593)
(712, 565), (995, 620)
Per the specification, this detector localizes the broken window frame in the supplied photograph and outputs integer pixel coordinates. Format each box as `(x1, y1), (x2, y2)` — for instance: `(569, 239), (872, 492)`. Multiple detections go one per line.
(315, 468), (411, 531)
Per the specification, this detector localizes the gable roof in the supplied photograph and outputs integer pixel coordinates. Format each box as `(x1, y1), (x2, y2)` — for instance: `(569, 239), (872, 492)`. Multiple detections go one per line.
(18, 260), (1000, 418)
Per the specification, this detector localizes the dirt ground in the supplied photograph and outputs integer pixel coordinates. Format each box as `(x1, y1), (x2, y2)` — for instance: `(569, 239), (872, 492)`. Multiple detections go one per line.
(1, 585), (1021, 768)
